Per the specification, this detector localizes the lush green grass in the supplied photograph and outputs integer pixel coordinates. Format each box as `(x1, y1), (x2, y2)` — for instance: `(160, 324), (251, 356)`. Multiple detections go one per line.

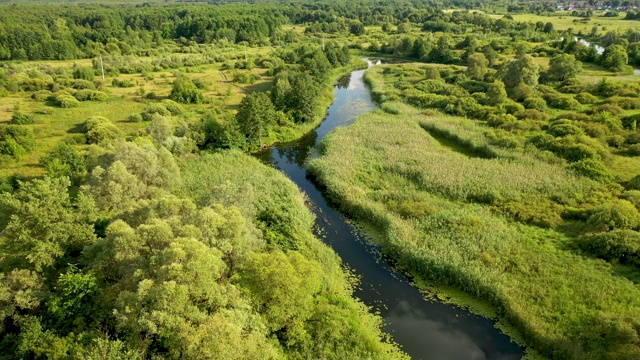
(0, 50), (365, 178)
(488, 12), (639, 33)
(309, 61), (640, 359)
(309, 103), (640, 359)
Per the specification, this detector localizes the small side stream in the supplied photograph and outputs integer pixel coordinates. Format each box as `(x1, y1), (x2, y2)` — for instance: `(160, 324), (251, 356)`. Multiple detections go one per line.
(255, 60), (523, 359)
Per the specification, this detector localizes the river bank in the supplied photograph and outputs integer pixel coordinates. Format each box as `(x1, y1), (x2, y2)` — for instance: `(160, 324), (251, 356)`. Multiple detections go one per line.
(256, 60), (525, 360)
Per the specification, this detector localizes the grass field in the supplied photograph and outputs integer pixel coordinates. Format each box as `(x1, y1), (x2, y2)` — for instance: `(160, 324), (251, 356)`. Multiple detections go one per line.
(488, 12), (639, 33)
(0, 43), (366, 178)
(308, 62), (640, 359)
(309, 102), (640, 360)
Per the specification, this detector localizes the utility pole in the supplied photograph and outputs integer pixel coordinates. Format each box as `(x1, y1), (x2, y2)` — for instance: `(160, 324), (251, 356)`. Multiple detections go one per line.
(99, 54), (105, 81)
(244, 43), (247, 62)
(322, 35), (325, 51)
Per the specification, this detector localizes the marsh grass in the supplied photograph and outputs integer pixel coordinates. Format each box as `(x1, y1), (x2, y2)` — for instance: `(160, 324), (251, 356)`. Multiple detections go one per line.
(309, 71), (640, 358)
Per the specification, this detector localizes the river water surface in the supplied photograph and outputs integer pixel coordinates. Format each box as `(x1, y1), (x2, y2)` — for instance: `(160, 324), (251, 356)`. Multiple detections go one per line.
(256, 61), (524, 360)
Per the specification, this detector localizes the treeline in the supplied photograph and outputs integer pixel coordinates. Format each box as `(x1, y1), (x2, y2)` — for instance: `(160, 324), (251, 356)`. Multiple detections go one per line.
(0, 3), (288, 61)
(0, 0), (439, 61)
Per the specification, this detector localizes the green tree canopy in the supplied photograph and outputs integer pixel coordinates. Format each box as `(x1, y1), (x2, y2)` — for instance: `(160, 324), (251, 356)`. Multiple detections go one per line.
(466, 52), (489, 81)
(547, 53), (583, 82)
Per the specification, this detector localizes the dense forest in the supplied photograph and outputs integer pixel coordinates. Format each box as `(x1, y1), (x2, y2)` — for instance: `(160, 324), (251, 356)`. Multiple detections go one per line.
(2, 0), (640, 359)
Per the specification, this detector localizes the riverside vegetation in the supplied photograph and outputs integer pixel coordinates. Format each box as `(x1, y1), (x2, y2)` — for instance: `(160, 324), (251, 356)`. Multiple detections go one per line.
(3, 0), (640, 359)
(309, 54), (640, 359)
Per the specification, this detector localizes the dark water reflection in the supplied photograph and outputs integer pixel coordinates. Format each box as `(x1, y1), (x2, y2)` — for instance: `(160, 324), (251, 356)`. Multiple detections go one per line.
(255, 60), (524, 360)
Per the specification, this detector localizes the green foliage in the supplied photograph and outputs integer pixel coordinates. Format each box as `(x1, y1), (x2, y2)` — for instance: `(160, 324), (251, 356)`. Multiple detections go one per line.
(169, 75), (205, 104)
(575, 92), (599, 104)
(74, 89), (108, 102)
(111, 78), (134, 88)
(126, 113), (143, 123)
(579, 230), (640, 267)
(31, 90), (52, 102)
(10, 109), (35, 125)
(486, 80), (508, 105)
(502, 54), (539, 96)
(39, 142), (86, 180)
(232, 71), (258, 84)
(72, 66), (95, 81)
(53, 94), (80, 108)
(587, 200), (640, 232)
(240, 251), (322, 337)
(72, 79), (95, 90)
(601, 44), (629, 72)
(0, 125), (36, 159)
(236, 92), (279, 147)
(0, 176), (96, 272)
(317, 65), (640, 359)
(547, 53), (583, 82)
(82, 116), (121, 144)
(523, 96), (547, 110)
(272, 70), (319, 123)
(466, 53), (488, 81)
(46, 268), (98, 333)
(543, 93), (582, 110)
(141, 103), (170, 121)
(569, 159), (613, 183)
(160, 99), (184, 116)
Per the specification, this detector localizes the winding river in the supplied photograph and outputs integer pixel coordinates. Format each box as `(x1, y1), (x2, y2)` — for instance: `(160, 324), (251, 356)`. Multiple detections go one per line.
(256, 61), (524, 360)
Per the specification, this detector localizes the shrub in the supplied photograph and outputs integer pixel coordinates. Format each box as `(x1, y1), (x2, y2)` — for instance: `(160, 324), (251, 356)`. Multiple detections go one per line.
(579, 122), (609, 139)
(579, 230), (640, 267)
(72, 79), (96, 90)
(568, 159), (612, 182)
(10, 111), (35, 125)
(626, 133), (640, 145)
(622, 190), (640, 208)
(559, 78), (585, 94)
(486, 130), (521, 149)
(523, 97), (547, 111)
(621, 114), (640, 130)
(54, 94), (80, 108)
(556, 112), (590, 122)
(72, 66), (95, 81)
(586, 200), (640, 232)
(170, 76), (205, 104)
(628, 144), (640, 156)
(607, 135), (625, 148)
(606, 96), (640, 110)
(487, 113), (518, 128)
(499, 199), (563, 228)
(515, 109), (549, 121)
(74, 89), (108, 101)
(160, 99), (184, 116)
(32, 90), (53, 102)
(547, 123), (584, 137)
(575, 92), (599, 104)
(233, 72), (258, 84)
(544, 93), (582, 110)
(628, 176), (640, 193)
(141, 103), (171, 121)
(502, 101), (525, 115)
(127, 113), (144, 123)
(0, 125), (36, 158)
(112, 78), (135, 88)
(83, 116), (122, 144)
(39, 142), (86, 180)
(588, 104), (625, 116)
